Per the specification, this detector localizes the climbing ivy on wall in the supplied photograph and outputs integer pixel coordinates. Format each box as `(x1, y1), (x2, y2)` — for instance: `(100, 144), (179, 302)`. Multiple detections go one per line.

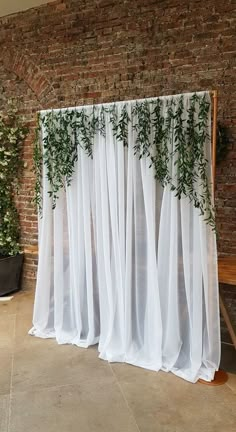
(33, 93), (215, 229)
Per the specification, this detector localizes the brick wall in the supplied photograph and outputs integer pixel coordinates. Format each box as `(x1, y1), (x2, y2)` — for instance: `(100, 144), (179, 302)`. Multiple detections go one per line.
(0, 0), (235, 288)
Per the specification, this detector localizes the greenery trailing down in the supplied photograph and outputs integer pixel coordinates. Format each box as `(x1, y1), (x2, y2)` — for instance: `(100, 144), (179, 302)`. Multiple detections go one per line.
(109, 104), (130, 147)
(132, 100), (152, 158)
(172, 95), (188, 197)
(169, 93), (215, 228)
(150, 98), (174, 185)
(33, 113), (43, 213)
(194, 95), (215, 228)
(33, 93), (215, 230)
(0, 102), (28, 256)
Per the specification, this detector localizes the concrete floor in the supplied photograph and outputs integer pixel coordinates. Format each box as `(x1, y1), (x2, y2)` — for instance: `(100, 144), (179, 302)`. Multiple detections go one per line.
(0, 289), (236, 432)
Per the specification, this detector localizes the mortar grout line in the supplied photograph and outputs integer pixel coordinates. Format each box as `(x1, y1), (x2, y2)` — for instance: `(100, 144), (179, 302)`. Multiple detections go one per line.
(109, 363), (141, 432)
(9, 353), (124, 397)
(7, 313), (17, 432)
(10, 382), (82, 397)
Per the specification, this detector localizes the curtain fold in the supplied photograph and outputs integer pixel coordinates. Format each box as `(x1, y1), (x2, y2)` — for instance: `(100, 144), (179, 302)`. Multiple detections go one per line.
(30, 92), (220, 383)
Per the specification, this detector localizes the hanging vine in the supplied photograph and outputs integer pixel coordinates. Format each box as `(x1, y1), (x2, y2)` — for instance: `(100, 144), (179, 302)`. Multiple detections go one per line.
(195, 95), (215, 228)
(151, 98), (174, 185)
(33, 113), (43, 214)
(132, 100), (152, 158)
(109, 104), (130, 147)
(33, 93), (215, 230)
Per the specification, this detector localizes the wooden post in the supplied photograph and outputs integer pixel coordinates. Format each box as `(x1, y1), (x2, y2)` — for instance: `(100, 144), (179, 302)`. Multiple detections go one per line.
(211, 90), (218, 198)
(199, 90), (228, 386)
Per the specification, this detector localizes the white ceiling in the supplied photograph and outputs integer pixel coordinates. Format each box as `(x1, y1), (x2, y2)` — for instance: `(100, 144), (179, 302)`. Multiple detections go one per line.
(0, 0), (56, 17)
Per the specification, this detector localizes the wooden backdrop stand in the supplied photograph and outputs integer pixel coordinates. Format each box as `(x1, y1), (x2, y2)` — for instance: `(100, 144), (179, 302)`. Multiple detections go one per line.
(198, 90), (228, 386)
(211, 89), (218, 198)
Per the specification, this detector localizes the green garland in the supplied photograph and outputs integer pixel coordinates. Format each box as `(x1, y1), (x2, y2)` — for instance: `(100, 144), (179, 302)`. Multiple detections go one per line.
(33, 94), (215, 229)
(33, 113), (43, 213)
(0, 103), (28, 256)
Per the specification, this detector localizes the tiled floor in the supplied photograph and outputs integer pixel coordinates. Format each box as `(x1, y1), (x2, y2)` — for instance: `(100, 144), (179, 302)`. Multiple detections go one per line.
(0, 289), (236, 432)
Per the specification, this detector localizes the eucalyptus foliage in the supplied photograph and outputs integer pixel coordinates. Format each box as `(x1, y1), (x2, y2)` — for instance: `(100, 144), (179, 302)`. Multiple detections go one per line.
(0, 103), (28, 256)
(34, 93), (215, 229)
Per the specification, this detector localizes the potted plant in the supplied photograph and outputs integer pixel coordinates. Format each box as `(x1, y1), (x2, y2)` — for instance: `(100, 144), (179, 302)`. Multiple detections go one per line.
(0, 102), (28, 296)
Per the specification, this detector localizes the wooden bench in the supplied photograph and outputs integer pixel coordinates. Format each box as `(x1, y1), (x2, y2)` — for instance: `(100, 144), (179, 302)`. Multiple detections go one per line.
(218, 256), (236, 349)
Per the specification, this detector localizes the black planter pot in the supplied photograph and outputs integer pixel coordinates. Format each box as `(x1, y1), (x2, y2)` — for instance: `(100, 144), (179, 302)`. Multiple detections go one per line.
(0, 254), (24, 296)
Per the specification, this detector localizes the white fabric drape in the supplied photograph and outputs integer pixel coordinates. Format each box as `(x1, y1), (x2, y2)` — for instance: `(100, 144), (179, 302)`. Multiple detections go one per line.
(30, 92), (220, 383)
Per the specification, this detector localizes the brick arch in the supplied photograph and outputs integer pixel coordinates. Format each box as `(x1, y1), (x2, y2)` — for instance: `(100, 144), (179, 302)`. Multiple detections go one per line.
(2, 47), (56, 106)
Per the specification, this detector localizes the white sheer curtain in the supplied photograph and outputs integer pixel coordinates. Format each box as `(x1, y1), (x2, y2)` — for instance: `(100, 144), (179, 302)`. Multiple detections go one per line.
(30, 92), (220, 383)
